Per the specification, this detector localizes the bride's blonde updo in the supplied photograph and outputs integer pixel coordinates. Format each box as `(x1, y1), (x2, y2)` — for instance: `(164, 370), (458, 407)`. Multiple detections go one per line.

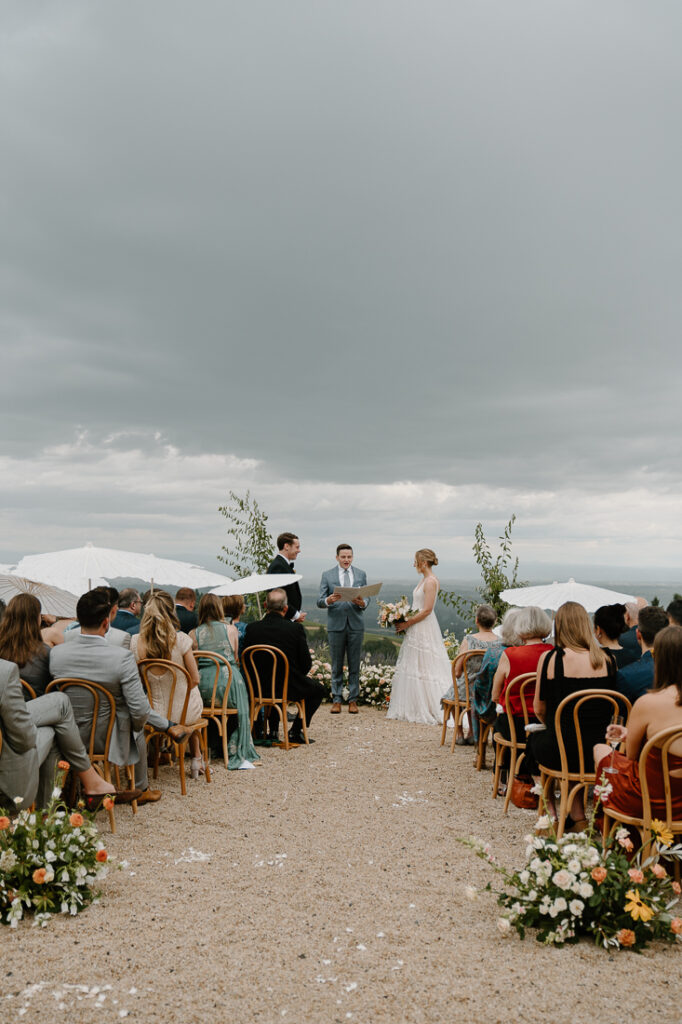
(415, 548), (438, 568)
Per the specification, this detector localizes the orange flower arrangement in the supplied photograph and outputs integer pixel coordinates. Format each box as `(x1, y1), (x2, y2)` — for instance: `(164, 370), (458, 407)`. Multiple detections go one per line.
(96, 849), (108, 863)
(69, 812), (84, 828)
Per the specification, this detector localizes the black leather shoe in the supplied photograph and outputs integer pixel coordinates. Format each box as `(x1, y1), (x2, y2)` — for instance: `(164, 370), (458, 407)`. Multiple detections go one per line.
(288, 731), (315, 744)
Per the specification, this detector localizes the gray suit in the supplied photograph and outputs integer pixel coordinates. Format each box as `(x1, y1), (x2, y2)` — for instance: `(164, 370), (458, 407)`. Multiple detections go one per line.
(0, 658), (90, 809)
(49, 634), (169, 790)
(63, 624), (131, 649)
(317, 565), (369, 703)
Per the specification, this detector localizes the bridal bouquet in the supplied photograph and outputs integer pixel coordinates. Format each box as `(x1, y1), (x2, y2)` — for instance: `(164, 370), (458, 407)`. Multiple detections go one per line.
(463, 779), (682, 950)
(377, 597), (415, 631)
(0, 763), (112, 928)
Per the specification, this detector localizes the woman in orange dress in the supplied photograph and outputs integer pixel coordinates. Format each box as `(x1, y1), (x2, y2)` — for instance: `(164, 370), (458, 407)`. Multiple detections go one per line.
(593, 624), (682, 820)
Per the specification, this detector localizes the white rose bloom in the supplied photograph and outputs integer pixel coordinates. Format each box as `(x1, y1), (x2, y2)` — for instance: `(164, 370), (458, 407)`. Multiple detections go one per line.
(464, 886), (478, 901)
(535, 815), (551, 830)
(45, 850), (57, 863)
(497, 917), (512, 935)
(562, 843), (577, 856)
(567, 859), (581, 874)
(527, 889), (537, 902)
(13, 796), (23, 805)
(569, 900), (584, 916)
(554, 897), (567, 912)
(518, 870), (530, 885)
(578, 882), (594, 899)
(552, 869), (575, 890)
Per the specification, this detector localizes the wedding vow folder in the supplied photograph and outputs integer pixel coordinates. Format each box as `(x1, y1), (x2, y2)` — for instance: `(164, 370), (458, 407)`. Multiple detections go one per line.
(332, 582), (383, 601)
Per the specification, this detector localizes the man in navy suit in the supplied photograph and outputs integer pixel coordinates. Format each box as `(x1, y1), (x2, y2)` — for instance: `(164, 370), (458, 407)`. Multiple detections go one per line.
(617, 605), (669, 704)
(317, 544), (369, 714)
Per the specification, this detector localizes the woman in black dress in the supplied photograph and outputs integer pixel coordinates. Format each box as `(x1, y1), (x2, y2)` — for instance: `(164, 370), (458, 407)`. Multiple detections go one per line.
(526, 601), (618, 827)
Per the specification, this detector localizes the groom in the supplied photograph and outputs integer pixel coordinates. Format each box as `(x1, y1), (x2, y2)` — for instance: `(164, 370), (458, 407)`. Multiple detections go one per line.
(317, 544), (369, 714)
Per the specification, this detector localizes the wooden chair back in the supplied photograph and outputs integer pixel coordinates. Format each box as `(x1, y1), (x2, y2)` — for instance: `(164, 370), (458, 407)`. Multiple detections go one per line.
(638, 725), (682, 833)
(445, 650), (485, 752)
(46, 677), (118, 832)
(240, 645), (307, 750)
(553, 689), (631, 778)
(192, 651), (234, 711)
(20, 679), (37, 701)
(241, 645), (290, 707)
(492, 672), (536, 812)
(137, 658), (193, 725)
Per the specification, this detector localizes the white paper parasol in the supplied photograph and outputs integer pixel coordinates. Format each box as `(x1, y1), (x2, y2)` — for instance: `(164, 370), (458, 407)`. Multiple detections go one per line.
(14, 543), (234, 596)
(0, 574), (79, 617)
(210, 573), (302, 597)
(499, 578), (635, 614)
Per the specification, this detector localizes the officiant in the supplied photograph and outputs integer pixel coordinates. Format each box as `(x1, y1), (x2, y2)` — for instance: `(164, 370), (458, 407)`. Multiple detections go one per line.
(317, 544), (369, 715)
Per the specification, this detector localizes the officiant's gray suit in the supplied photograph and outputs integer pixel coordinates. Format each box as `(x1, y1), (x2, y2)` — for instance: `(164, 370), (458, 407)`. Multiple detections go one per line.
(317, 565), (369, 704)
(49, 634), (170, 791)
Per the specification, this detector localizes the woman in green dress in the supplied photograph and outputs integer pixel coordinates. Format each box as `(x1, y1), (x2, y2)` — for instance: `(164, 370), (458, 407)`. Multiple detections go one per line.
(189, 594), (260, 770)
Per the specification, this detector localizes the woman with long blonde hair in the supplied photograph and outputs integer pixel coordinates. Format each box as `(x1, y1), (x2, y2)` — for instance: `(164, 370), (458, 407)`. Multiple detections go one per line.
(131, 591), (204, 777)
(525, 601), (617, 827)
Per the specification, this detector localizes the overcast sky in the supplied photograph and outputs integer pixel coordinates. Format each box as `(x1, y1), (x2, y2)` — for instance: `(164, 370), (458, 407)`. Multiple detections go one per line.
(2, 2), (681, 583)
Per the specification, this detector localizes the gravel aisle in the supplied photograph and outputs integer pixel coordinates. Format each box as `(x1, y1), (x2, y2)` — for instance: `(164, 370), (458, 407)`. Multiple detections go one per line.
(2, 709), (679, 1023)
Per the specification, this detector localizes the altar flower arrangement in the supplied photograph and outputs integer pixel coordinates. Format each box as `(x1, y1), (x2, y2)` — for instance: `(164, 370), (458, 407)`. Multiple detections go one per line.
(442, 630), (461, 661)
(309, 652), (394, 706)
(464, 780), (682, 950)
(0, 764), (113, 928)
(377, 598), (415, 631)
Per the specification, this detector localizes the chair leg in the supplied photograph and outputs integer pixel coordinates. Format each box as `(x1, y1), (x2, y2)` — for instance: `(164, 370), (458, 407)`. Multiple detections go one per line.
(221, 715), (229, 768)
(177, 741), (187, 796)
(201, 731), (212, 783)
(440, 708), (450, 746)
(103, 763), (116, 833)
(126, 765), (138, 815)
(299, 702), (309, 746)
(492, 743), (503, 800)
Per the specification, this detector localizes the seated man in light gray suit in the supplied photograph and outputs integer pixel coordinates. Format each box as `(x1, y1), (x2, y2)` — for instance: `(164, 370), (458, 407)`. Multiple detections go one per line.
(317, 544), (369, 714)
(50, 589), (189, 805)
(0, 658), (132, 809)
(63, 586), (131, 649)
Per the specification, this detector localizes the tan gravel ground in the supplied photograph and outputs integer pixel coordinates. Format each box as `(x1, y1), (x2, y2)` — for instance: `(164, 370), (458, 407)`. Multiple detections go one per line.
(3, 708), (681, 1024)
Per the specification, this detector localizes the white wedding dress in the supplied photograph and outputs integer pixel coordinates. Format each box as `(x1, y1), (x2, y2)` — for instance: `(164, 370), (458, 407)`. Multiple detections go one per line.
(386, 577), (453, 725)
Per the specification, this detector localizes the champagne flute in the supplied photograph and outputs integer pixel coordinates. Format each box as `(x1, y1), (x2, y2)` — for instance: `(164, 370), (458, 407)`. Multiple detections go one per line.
(603, 713), (625, 774)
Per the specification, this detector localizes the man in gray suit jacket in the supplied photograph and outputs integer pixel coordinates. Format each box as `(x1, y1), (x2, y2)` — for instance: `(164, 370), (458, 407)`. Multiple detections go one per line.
(49, 590), (189, 804)
(317, 544), (369, 714)
(0, 658), (132, 809)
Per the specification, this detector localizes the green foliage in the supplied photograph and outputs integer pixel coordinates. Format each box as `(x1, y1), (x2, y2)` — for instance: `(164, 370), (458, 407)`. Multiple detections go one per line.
(441, 516), (526, 624)
(217, 491), (275, 616)
(651, 595), (661, 607)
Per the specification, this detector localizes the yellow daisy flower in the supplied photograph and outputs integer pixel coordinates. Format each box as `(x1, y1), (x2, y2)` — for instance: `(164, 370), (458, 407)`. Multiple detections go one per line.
(624, 889), (655, 923)
(651, 820), (675, 846)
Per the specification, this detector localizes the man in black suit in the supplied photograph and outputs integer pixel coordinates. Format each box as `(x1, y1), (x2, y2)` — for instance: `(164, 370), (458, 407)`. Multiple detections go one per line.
(175, 588), (198, 632)
(266, 532), (306, 622)
(243, 589), (324, 742)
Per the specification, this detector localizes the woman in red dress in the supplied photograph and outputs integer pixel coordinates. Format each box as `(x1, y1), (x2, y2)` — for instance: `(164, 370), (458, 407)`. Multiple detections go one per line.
(594, 625), (682, 819)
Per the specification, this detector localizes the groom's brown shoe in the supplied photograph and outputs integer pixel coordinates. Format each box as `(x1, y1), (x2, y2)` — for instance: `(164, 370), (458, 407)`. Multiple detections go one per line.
(331, 703), (341, 714)
(348, 701), (359, 714)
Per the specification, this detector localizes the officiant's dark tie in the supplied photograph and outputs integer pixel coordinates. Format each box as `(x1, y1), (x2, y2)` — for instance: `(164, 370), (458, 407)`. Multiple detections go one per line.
(289, 562), (295, 570)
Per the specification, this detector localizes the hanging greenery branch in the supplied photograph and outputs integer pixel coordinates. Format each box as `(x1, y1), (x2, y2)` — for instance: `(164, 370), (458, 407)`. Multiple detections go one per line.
(441, 515), (526, 623)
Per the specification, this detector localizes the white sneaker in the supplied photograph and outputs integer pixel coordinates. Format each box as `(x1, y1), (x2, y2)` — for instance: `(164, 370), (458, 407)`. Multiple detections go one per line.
(237, 760), (256, 770)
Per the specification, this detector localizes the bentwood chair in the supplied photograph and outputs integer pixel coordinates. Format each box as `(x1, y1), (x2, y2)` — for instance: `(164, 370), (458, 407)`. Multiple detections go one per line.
(20, 679), (37, 701)
(491, 673), (537, 813)
(192, 651), (239, 768)
(602, 724), (682, 877)
(538, 689), (631, 839)
(440, 651), (484, 753)
(137, 659), (212, 796)
(240, 645), (308, 750)
(46, 677), (137, 833)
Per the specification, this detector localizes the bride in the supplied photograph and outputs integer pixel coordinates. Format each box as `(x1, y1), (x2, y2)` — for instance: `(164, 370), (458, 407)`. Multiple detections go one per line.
(386, 548), (453, 725)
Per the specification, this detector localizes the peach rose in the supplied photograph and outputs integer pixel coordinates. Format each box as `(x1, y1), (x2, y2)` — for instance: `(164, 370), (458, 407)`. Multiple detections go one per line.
(628, 868), (645, 884)
(69, 812), (84, 827)
(96, 849), (108, 863)
(32, 868), (47, 884)
(673, 882), (682, 895)
(102, 797), (114, 811)
(0, 816), (10, 830)
(617, 928), (636, 947)
(57, 760), (70, 771)
(591, 866), (608, 884)
(651, 863), (667, 879)
(671, 918), (682, 934)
